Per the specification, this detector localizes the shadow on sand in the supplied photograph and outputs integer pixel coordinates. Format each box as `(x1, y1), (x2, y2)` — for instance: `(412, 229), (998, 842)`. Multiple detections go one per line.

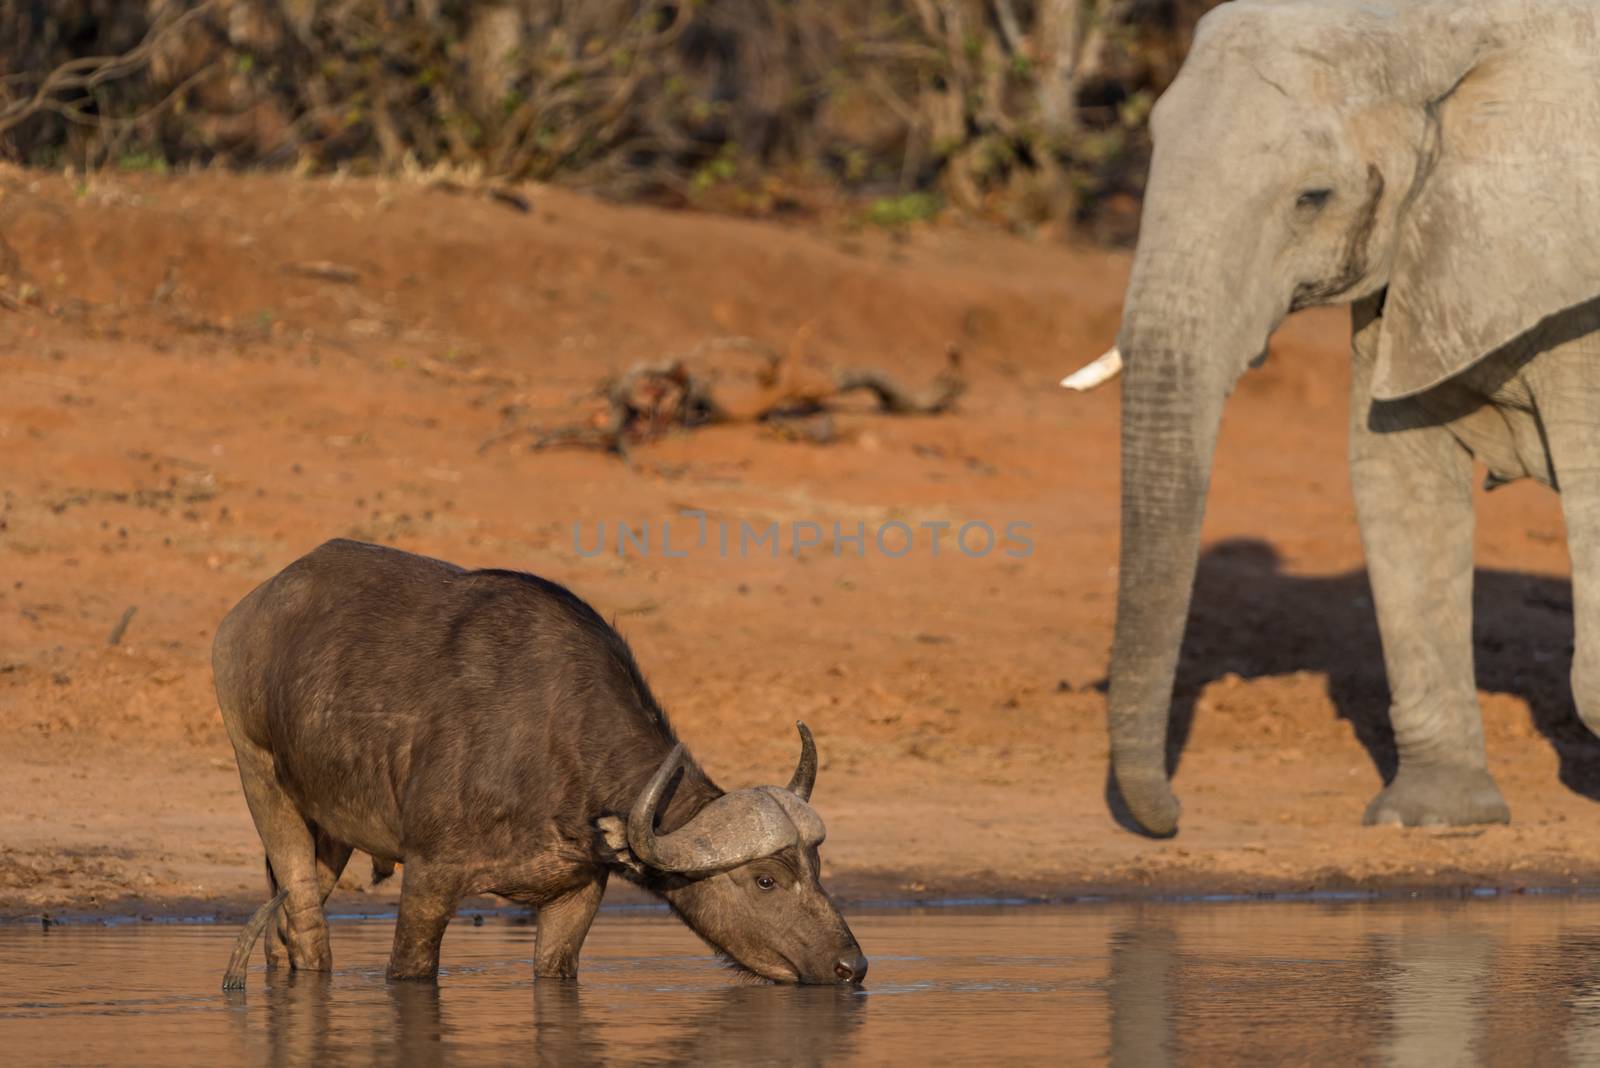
(1106, 537), (1600, 833)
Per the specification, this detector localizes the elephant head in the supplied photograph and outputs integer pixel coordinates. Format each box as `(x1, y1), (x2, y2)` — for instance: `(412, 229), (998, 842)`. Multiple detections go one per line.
(1081, 0), (1600, 836)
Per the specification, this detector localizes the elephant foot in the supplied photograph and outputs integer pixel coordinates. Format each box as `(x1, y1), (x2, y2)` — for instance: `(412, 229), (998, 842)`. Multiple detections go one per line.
(1362, 765), (1510, 827)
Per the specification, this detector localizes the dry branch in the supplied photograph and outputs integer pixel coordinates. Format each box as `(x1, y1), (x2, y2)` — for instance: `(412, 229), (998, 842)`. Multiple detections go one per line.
(834, 346), (965, 414)
(520, 341), (966, 458)
(0, 1), (219, 140)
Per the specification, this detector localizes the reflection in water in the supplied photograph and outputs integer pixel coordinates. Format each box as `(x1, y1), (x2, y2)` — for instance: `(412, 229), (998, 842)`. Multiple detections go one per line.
(263, 973), (336, 1068)
(15, 900), (1600, 1065)
(385, 983), (445, 1068)
(1568, 967), (1600, 1066)
(659, 986), (865, 1068)
(1106, 921), (1174, 1068)
(1095, 901), (1600, 1067)
(531, 983), (603, 1068)
(1377, 923), (1493, 1068)
(528, 981), (865, 1068)
(215, 949), (868, 1068)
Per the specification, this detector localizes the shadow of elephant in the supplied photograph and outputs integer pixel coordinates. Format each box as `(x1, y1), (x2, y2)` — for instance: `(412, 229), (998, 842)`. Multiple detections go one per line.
(1107, 537), (1600, 826)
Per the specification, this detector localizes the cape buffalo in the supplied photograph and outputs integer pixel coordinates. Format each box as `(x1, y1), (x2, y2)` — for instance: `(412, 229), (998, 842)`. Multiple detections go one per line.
(215, 539), (866, 989)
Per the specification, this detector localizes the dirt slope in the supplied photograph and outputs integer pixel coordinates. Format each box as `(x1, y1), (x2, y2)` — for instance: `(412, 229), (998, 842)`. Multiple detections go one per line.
(1, 166), (1595, 917)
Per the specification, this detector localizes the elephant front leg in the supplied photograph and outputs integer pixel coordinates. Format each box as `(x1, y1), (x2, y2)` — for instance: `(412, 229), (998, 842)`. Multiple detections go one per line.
(534, 874), (607, 980)
(1349, 303), (1509, 827)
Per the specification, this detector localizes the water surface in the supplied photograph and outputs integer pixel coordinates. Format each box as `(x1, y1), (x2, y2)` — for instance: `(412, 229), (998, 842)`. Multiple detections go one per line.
(6, 898), (1600, 1065)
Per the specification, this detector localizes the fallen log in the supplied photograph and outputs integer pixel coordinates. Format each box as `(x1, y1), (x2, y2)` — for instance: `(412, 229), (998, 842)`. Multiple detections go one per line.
(518, 334), (965, 458)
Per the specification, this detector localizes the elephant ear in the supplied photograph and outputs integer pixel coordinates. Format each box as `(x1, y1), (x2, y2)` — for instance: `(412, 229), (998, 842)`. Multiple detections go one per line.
(1372, 41), (1600, 401)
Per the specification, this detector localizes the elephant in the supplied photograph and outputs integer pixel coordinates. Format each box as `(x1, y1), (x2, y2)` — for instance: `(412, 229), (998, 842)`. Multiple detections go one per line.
(1064, 0), (1600, 835)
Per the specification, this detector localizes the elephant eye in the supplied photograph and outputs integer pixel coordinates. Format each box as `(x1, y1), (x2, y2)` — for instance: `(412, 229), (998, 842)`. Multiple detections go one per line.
(1296, 188), (1333, 211)
(756, 875), (778, 891)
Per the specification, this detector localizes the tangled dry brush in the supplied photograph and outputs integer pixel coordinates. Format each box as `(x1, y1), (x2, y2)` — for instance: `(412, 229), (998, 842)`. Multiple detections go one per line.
(1, 0), (1221, 231)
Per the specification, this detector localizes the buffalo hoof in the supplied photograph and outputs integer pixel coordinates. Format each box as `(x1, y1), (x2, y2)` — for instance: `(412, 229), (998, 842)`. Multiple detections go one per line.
(284, 928), (332, 973)
(1362, 765), (1510, 827)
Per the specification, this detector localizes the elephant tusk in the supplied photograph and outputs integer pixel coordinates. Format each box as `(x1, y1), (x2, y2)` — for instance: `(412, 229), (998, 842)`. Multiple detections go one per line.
(1060, 346), (1123, 391)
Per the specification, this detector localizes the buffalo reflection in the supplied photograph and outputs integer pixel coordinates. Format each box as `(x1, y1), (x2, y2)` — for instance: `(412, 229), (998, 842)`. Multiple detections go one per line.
(531, 980), (865, 1068)
(236, 967), (863, 1068)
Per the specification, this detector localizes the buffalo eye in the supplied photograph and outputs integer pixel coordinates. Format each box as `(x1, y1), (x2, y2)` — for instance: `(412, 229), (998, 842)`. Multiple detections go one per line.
(1295, 188), (1332, 212)
(756, 875), (778, 891)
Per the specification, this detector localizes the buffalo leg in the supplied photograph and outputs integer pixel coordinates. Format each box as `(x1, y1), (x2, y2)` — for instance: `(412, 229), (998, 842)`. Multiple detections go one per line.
(388, 863), (463, 981)
(231, 742), (333, 971)
(268, 826), (354, 969)
(535, 875), (608, 980)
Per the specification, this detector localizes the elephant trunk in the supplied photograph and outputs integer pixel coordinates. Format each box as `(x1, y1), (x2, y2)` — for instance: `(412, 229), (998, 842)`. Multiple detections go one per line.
(1108, 320), (1234, 837)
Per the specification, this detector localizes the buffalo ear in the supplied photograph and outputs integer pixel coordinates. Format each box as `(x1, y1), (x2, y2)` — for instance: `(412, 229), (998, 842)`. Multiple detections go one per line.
(594, 815), (646, 875)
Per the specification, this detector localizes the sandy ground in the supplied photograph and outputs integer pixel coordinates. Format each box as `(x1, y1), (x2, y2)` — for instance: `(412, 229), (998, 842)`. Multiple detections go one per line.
(3, 166), (1599, 920)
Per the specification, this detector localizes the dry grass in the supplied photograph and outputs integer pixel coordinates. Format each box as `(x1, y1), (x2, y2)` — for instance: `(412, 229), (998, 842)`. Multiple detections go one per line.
(0, 0), (1223, 234)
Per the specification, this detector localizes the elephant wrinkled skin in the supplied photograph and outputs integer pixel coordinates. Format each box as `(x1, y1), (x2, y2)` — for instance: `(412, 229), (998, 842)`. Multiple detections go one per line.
(1094, 0), (1600, 835)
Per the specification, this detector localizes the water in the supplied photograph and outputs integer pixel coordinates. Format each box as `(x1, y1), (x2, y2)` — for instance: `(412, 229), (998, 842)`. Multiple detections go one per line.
(5, 898), (1600, 1065)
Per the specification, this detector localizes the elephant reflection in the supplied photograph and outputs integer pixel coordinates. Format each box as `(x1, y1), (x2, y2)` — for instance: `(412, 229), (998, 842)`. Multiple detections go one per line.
(1105, 921), (1176, 1068)
(1103, 907), (1600, 1066)
(1101, 914), (1382, 1064)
